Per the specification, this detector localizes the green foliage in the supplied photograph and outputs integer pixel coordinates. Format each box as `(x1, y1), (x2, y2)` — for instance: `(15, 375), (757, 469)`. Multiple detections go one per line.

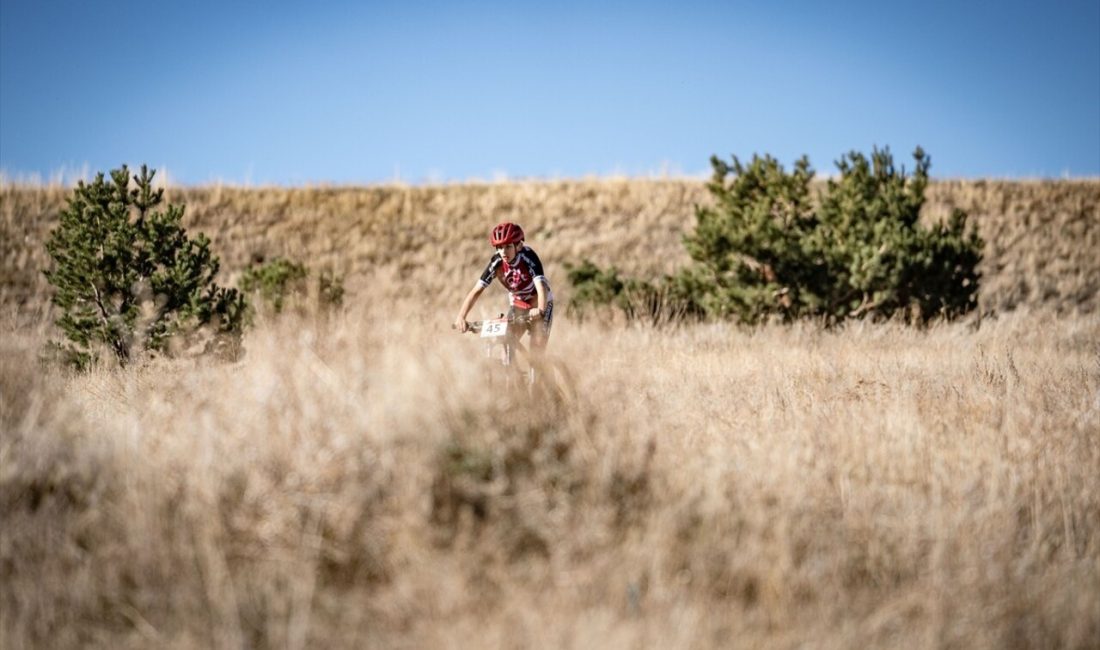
(240, 258), (308, 314)
(683, 153), (823, 322)
(570, 147), (983, 325)
(810, 148), (983, 322)
(240, 257), (344, 318)
(44, 165), (245, 369)
(318, 269), (346, 310)
(566, 261), (702, 326)
(566, 261), (629, 314)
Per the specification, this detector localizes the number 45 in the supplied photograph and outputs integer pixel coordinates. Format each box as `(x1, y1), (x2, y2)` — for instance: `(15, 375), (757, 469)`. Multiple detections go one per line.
(481, 319), (509, 338)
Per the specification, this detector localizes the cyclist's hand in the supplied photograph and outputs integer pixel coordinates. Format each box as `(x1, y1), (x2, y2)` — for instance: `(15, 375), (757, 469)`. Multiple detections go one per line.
(529, 308), (542, 319)
(453, 317), (469, 333)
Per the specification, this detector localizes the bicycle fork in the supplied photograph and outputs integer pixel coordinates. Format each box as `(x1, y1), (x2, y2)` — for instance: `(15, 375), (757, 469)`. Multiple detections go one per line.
(484, 336), (534, 392)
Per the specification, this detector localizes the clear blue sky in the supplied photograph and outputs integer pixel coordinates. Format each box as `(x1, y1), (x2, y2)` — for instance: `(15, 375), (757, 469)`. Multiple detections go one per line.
(2, 0), (1098, 185)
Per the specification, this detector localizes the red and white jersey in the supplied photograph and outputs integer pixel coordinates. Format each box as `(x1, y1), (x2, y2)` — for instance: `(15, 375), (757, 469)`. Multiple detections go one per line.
(478, 245), (553, 309)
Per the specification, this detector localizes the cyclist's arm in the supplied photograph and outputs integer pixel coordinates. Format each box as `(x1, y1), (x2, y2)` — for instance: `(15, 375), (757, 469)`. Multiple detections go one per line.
(456, 257), (499, 330)
(524, 249), (550, 315)
(534, 277), (549, 313)
(454, 283), (486, 330)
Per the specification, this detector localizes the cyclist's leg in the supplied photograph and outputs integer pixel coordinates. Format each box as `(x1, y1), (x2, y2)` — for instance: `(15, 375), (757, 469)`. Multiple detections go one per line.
(529, 302), (553, 352)
(507, 304), (540, 350)
(529, 304), (571, 400)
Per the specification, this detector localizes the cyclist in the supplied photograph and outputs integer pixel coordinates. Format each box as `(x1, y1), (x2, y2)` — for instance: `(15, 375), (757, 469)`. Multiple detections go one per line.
(453, 221), (554, 351)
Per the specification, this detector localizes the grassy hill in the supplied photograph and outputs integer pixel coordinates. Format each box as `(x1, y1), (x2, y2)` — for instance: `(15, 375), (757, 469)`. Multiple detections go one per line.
(2, 178), (1098, 649)
(3, 179), (1098, 325)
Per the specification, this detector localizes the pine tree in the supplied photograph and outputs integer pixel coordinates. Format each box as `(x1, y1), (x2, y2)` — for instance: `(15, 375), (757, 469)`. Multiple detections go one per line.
(44, 165), (245, 369)
(813, 147), (982, 321)
(682, 153), (821, 322)
(569, 147), (983, 325)
(684, 146), (983, 323)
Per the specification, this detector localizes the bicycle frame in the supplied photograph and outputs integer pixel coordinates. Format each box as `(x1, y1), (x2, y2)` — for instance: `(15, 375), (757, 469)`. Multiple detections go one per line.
(457, 315), (574, 403)
(461, 315), (535, 389)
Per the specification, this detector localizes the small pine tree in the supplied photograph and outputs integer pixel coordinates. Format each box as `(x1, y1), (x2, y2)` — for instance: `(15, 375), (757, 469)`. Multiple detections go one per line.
(682, 153), (823, 322)
(44, 165), (245, 369)
(813, 147), (982, 321)
(686, 147), (982, 323)
(570, 147), (983, 325)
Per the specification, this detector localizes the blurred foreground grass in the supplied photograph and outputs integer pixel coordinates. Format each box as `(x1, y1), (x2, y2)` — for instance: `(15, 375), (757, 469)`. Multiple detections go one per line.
(2, 307), (1097, 648)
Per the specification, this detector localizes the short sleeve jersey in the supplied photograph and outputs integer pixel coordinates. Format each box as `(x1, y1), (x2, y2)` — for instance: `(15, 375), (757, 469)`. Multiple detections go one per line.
(478, 245), (553, 309)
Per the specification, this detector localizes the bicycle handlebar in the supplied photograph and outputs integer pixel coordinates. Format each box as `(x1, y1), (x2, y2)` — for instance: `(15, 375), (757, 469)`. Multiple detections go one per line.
(454, 315), (532, 333)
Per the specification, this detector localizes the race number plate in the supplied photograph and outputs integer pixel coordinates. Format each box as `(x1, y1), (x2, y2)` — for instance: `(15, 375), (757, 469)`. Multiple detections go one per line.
(480, 318), (509, 338)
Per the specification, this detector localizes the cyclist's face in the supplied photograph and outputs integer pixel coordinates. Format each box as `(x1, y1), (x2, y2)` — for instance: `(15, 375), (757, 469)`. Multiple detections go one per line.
(496, 242), (519, 262)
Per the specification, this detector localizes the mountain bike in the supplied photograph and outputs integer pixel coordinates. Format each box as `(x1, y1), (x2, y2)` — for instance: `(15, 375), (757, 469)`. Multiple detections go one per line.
(455, 315), (577, 403)
(457, 315), (538, 392)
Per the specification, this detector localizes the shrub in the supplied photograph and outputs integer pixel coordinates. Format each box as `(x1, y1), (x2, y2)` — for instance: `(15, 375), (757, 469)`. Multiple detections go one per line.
(239, 258), (308, 315)
(570, 147), (983, 325)
(44, 165), (245, 369)
(318, 269), (346, 310)
(813, 149), (982, 321)
(566, 261), (702, 326)
(240, 257), (344, 319)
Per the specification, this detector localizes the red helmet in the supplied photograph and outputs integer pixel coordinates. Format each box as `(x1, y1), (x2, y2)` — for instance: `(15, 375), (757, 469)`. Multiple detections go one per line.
(489, 222), (524, 246)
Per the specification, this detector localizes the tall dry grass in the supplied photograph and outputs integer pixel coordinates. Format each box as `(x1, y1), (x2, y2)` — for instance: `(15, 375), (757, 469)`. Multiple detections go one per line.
(2, 177), (1098, 648)
(2, 304), (1098, 648)
(3, 179), (1098, 327)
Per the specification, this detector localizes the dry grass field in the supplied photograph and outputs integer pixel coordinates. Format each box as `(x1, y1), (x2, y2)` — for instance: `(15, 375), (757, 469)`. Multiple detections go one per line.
(4, 178), (1099, 322)
(1, 178), (1099, 648)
